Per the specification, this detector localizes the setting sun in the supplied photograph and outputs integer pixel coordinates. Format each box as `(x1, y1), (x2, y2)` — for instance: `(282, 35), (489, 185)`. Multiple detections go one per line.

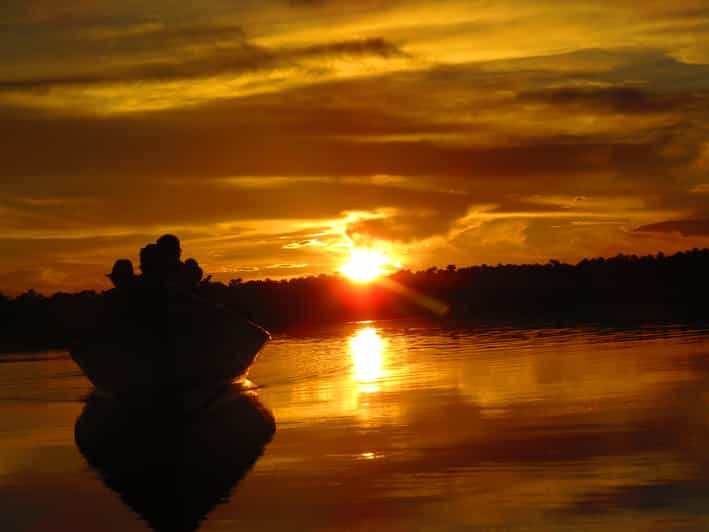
(339, 248), (391, 283)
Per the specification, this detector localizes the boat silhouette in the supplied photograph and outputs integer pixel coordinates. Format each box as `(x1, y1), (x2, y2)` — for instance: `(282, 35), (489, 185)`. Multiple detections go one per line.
(71, 292), (270, 411)
(74, 385), (276, 532)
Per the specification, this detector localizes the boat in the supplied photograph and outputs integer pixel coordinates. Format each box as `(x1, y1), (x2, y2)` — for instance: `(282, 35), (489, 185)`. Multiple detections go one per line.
(70, 292), (270, 412)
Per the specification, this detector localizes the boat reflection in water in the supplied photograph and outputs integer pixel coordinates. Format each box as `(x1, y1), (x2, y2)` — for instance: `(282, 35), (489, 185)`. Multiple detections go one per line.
(74, 383), (275, 532)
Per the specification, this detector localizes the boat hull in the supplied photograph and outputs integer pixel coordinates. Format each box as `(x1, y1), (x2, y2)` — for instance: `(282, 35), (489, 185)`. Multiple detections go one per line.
(70, 299), (270, 411)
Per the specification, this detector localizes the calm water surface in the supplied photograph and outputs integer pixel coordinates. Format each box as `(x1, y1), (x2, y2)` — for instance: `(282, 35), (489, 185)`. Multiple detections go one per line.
(2, 322), (709, 531)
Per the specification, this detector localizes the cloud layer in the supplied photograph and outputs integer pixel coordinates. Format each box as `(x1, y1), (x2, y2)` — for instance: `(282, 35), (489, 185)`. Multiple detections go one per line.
(1, 1), (709, 293)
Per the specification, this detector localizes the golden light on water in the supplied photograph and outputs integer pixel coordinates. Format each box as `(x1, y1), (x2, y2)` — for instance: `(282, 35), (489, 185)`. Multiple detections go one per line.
(350, 327), (387, 385)
(339, 248), (390, 283)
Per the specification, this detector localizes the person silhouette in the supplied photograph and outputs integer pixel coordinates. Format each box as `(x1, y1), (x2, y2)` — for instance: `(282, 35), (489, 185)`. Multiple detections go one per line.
(139, 243), (159, 280)
(106, 259), (135, 289)
(183, 258), (203, 290)
(156, 234), (182, 282)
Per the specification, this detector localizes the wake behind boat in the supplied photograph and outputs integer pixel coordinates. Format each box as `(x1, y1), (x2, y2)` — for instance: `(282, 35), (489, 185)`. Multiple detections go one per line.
(70, 234), (270, 412)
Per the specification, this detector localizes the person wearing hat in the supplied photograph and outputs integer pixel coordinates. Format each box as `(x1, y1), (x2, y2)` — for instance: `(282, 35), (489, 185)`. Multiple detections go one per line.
(106, 259), (136, 290)
(156, 234), (182, 273)
(182, 258), (203, 289)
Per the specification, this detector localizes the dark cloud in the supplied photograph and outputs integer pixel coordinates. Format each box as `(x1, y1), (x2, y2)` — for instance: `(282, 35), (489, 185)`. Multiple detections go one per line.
(286, 0), (399, 7)
(106, 23), (246, 43)
(298, 37), (406, 59)
(0, 37), (406, 90)
(0, 41), (273, 89)
(0, 99), (684, 185)
(607, 50), (709, 92)
(475, 48), (709, 92)
(517, 86), (685, 114)
(283, 240), (327, 249)
(0, 178), (470, 231)
(567, 480), (709, 515)
(0, 234), (153, 259)
(635, 219), (709, 236)
(0, 17), (250, 78)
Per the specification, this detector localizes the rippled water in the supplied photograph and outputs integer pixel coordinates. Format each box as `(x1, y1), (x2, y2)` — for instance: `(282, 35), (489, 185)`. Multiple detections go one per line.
(2, 322), (709, 531)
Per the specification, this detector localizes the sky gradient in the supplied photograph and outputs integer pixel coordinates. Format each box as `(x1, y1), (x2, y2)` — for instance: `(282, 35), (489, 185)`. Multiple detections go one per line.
(2, 0), (709, 294)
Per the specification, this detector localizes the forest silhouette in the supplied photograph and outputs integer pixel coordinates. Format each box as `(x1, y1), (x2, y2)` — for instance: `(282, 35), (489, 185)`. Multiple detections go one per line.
(1, 248), (708, 353)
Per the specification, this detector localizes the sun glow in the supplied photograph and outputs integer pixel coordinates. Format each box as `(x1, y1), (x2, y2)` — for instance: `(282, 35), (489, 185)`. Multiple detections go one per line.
(339, 248), (391, 283)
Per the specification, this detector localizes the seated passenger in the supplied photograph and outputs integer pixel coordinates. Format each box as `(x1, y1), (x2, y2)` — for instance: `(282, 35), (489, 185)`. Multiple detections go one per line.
(139, 244), (159, 281)
(156, 234), (182, 274)
(182, 258), (203, 290)
(106, 259), (135, 290)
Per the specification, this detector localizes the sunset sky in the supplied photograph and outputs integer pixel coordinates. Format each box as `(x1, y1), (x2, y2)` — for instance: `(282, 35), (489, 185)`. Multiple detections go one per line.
(1, 0), (709, 294)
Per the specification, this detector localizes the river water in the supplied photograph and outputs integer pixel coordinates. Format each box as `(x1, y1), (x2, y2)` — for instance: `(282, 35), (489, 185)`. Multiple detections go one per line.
(2, 321), (709, 531)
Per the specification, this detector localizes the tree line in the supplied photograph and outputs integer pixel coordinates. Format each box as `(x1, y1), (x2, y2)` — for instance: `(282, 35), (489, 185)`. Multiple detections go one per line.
(2, 248), (708, 353)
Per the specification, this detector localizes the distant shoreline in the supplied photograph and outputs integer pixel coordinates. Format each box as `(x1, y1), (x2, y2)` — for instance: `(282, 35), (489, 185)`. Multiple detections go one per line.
(2, 248), (708, 354)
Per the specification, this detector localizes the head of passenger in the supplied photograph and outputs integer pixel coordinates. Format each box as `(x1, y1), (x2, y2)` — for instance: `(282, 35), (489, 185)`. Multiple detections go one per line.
(139, 243), (159, 277)
(156, 234), (182, 272)
(106, 259), (135, 289)
(183, 258), (203, 288)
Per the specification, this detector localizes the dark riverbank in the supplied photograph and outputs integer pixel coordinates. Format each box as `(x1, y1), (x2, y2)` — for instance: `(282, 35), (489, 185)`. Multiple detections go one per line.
(2, 248), (708, 353)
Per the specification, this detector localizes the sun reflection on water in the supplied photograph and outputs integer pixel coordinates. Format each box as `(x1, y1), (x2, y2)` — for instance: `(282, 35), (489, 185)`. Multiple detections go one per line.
(350, 327), (387, 388)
